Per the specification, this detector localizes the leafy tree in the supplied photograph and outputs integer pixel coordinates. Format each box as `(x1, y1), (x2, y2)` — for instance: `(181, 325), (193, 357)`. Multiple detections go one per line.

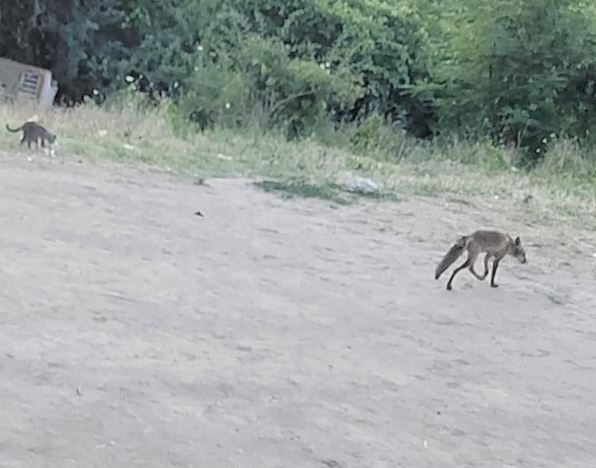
(419, 0), (596, 160)
(0, 0), (129, 102)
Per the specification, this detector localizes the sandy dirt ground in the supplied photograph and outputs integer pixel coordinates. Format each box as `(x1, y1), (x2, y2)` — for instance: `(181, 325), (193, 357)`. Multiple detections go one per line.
(1, 153), (595, 468)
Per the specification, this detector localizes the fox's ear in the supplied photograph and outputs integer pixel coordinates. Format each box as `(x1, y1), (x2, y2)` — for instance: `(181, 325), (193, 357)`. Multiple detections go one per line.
(515, 236), (520, 245)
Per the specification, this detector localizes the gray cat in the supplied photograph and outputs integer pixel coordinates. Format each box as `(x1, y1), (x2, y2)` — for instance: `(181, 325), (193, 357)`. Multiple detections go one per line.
(6, 121), (57, 153)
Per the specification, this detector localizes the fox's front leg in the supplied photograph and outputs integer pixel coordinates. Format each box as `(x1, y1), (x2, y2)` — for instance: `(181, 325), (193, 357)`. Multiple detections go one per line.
(469, 254), (490, 281)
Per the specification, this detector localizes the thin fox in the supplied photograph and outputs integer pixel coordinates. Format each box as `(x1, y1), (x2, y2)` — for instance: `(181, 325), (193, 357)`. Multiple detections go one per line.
(6, 121), (57, 153)
(435, 230), (527, 290)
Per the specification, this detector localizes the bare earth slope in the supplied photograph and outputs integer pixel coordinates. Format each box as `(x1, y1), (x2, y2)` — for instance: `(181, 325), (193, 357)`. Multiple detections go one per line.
(0, 154), (595, 467)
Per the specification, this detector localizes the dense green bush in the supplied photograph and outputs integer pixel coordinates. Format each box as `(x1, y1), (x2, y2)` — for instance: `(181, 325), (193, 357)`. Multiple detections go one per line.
(154, 0), (432, 138)
(178, 33), (362, 138)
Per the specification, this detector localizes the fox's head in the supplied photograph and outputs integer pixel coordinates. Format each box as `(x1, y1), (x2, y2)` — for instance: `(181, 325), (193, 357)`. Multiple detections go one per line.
(512, 236), (527, 264)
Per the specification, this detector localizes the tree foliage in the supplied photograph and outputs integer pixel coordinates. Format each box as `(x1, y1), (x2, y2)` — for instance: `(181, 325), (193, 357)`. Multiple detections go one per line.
(0, 0), (129, 101)
(2, 0), (596, 159)
(416, 0), (596, 160)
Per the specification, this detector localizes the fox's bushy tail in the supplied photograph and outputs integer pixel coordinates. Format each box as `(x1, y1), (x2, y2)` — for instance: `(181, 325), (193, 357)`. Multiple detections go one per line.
(6, 124), (22, 133)
(435, 236), (468, 279)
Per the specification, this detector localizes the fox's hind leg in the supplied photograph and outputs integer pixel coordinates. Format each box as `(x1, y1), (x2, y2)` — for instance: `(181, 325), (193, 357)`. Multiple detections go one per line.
(447, 258), (469, 290)
(446, 250), (477, 290)
(490, 257), (502, 287)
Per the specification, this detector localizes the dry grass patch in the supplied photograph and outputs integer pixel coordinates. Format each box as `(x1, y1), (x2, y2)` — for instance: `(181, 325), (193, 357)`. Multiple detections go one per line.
(1, 100), (596, 231)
